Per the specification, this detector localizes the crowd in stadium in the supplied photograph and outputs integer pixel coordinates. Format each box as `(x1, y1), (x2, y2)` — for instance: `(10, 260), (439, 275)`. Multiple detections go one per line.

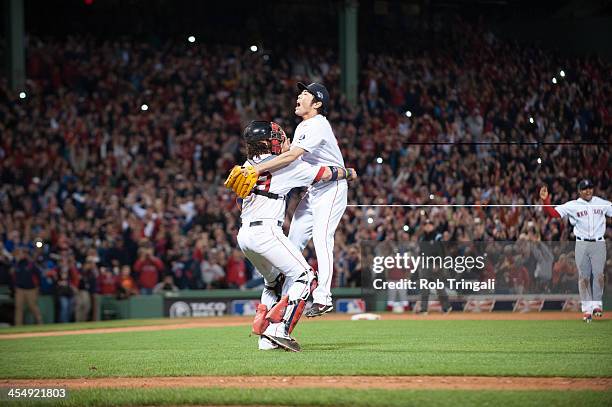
(0, 20), (610, 322)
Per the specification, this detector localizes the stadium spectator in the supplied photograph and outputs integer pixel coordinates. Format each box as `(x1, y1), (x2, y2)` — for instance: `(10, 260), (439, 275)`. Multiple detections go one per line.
(225, 249), (247, 289)
(530, 241), (554, 292)
(133, 247), (165, 295)
(0, 243), (13, 285)
(54, 269), (77, 323)
(12, 247), (43, 325)
(507, 255), (531, 295)
(75, 258), (97, 321)
(97, 266), (119, 296)
(117, 265), (139, 299)
(153, 274), (179, 294)
(200, 249), (226, 289)
(552, 254), (578, 293)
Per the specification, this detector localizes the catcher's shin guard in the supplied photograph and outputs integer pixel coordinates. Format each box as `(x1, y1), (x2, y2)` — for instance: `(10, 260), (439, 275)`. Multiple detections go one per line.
(256, 274), (284, 335)
(266, 295), (288, 323)
(286, 299), (306, 334)
(285, 269), (316, 333)
(252, 304), (270, 335)
(269, 268), (315, 334)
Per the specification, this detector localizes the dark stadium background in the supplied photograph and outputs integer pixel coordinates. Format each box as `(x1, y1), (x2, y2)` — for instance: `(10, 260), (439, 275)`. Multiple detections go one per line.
(2, 0), (611, 53)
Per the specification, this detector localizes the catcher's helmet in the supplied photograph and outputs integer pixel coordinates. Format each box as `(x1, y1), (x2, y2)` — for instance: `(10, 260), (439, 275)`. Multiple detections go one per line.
(243, 121), (285, 155)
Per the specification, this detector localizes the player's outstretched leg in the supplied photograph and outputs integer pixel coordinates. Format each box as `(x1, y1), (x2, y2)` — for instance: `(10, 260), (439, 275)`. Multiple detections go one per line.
(305, 182), (347, 317)
(591, 242), (606, 319)
(262, 268), (316, 352)
(575, 242), (594, 322)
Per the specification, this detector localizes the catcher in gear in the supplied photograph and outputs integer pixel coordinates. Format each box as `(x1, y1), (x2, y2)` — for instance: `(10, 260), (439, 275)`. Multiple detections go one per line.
(224, 121), (287, 198)
(227, 120), (356, 352)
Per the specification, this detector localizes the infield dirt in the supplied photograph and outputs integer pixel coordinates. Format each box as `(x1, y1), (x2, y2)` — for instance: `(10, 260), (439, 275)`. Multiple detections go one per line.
(2, 375), (611, 391)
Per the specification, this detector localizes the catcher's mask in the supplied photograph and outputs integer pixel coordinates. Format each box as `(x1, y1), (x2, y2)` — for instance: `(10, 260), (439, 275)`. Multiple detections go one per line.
(243, 120), (285, 155)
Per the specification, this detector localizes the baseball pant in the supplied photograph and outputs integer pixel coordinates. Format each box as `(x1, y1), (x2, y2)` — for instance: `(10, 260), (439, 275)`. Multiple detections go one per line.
(75, 290), (91, 322)
(238, 220), (309, 289)
(14, 288), (43, 326)
(574, 241), (606, 313)
(238, 219), (314, 338)
(288, 180), (348, 306)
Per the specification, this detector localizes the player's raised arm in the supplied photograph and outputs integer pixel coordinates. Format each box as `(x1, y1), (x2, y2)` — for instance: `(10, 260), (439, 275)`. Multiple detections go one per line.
(540, 186), (561, 218)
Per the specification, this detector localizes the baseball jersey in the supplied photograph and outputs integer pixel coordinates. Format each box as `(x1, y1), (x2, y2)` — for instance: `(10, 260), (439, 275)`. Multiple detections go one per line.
(292, 114), (345, 170)
(555, 196), (612, 239)
(240, 154), (323, 223)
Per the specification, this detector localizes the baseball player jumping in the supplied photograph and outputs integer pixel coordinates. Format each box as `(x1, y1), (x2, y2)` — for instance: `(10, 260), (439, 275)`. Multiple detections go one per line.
(225, 121), (356, 351)
(238, 82), (347, 317)
(540, 180), (611, 322)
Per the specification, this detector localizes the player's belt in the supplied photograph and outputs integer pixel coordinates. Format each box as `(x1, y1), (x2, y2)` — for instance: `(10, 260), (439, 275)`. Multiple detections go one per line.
(253, 190), (286, 200)
(248, 220), (283, 228)
(576, 237), (604, 242)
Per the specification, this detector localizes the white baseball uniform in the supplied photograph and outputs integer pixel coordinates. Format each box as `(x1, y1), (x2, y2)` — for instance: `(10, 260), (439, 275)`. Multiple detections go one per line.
(237, 154), (325, 345)
(553, 196), (611, 313)
(288, 114), (348, 307)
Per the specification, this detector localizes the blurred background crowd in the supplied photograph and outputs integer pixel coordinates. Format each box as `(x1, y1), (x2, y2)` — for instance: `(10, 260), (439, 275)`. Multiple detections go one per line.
(0, 2), (610, 323)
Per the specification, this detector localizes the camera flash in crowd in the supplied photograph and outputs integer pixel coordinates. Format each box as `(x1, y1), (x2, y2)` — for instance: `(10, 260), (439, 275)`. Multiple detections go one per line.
(560, 70), (566, 77)
(552, 77), (557, 84)
(420, 210), (425, 216)
(405, 110), (412, 117)
(141, 104), (149, 111)
(376, 157), (383, 164)
(537, 157), (542, 164)
(19, 91), (26, 99)
(367, 217), (374, 224)
(35, 240), (43, 248)
(429, 194), (434, 200)
(403, 225), (410, 232)
(250, 45), (258, 52)
(529, 117), (534, 124)
(187, 35), (196, 43)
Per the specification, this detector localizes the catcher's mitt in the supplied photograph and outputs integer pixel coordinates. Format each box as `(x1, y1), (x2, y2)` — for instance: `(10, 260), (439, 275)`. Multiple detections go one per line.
(224, 165), (258, 198)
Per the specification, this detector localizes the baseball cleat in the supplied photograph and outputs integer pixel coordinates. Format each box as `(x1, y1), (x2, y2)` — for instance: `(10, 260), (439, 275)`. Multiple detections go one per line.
(583, 312), (592, 323)
(593, 308), (603, 318)
(258, 336), (279, 351)
(305, 303), (333, 318)
(262, 335), (301, 352)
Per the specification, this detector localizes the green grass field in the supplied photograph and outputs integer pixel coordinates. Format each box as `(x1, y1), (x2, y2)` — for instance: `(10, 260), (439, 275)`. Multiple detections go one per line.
(10, 388), (612, 407)
(0, 318), (181, 335)
(1, 318), (611, 406)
